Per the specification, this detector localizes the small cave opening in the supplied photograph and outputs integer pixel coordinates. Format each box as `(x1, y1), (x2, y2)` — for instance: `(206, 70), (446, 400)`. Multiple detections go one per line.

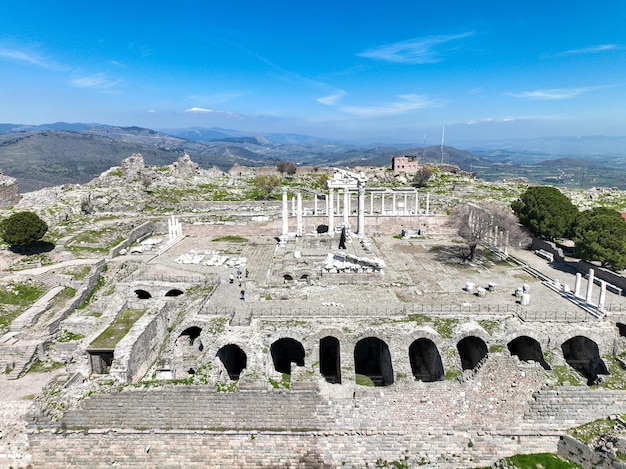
(562, 336), (609, 385)
(508, 336), (551, 370)
(409, 338), (445, 382)
(134, 289), (152, 300)
(354, 337), (394, 386)
(270, 338), (305, 374)
(165, 289), (184, 297)
(457, 336), (488, 371)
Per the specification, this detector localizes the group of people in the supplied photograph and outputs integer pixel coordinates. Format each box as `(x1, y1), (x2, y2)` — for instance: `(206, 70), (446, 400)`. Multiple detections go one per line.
(228, 267), (249, 301)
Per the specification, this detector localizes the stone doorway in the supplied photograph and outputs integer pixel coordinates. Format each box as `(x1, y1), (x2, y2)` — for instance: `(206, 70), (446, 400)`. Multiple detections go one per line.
(457, 336), (488, 370)
(165, 288), (184, 297)
(354, 337), (394, 386)
(216, 344), (247, 380)
(87, 349), (114, 374)
(409, 338), (444, 382)
(319, 336), (341, 384)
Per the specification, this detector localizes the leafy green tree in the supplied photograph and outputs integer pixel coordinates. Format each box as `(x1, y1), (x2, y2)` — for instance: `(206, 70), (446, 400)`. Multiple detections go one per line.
(573, 208), (626, 271)
(0, 211), (48, 248)
(511, 186), (578, 240)
(253, 174), (281, 199)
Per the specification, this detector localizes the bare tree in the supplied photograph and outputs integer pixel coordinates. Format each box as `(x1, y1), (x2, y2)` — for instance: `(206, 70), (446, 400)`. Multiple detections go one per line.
(276, 161), (297, 176)
(447, 203), (526, 260)
(411, 167), (433, 188)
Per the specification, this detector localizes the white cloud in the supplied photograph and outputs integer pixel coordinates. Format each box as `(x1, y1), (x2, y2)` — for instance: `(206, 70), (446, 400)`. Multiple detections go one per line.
(316, 91), (346, 106)
(184, 107), (215, 113)
(557, 44), (620, 56)
(0, 47), (61, 70)
(71, 73), (123, 90)
(508, 86), (609, 100)
(357, 32), (474, 64)
(338, 94), (440, 117)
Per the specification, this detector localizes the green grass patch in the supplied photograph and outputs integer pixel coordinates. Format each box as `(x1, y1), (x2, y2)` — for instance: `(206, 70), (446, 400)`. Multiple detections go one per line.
(445, 370), (461, 380)
(26, 359), (65, 374)
(269, 373), (291, 389)
(432, 318), (458, 338)
(485, 453), (583, 469)
(89, 308), (146, 349)
(568, 416), (626, 445)
(0, 281), (46, 306)
(355, 373), (375, 386)
(57, 329), (85, 343)
(548, 365), (583, 386)
(212, 235), (248, 243)
(477, 319), (500, 335)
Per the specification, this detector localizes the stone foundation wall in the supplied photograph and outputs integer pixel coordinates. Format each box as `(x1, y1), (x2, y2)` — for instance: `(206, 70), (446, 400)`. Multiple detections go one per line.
(28, 429), (558, 469)
(525, 389), (626, 426)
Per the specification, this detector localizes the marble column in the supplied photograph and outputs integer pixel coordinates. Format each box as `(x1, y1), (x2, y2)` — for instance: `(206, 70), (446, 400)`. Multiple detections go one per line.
(328, 187), (334, 235)
(357, 183), (365, 235)
(282, 187), (289, 236)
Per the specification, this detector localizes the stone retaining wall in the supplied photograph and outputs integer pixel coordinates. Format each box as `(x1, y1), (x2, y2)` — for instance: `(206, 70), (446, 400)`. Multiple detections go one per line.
(558, 435), (626, 469)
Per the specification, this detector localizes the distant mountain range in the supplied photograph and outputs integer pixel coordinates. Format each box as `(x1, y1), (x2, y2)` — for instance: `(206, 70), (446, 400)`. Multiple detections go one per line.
(0, 122), (624, 192)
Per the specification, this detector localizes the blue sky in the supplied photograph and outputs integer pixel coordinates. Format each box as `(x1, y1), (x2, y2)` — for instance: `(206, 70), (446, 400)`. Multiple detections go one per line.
(1, 0), (625, 143)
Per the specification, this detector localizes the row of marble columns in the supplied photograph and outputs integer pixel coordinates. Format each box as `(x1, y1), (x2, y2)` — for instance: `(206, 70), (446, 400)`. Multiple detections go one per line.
(574, 268), (608, 310)
(282, 188), (431, 237)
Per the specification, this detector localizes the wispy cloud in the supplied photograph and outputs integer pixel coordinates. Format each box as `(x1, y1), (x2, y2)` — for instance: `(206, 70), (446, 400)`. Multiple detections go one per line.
(508, 85), (610, 100)
(185, 107), (215, 113)
(0, 47), (63, 70)
(71, 73), (123, 91)
(357, 32), (474, 64)
(322, 93), (441, 117)
(556, 44), (620, 56)
(316, 91), (346, 106)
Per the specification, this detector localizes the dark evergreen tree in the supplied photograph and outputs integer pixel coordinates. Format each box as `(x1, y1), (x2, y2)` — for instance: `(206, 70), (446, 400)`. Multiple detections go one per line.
(573, 207), (626, 271)
(511, 186), (578, 240)
(0, 211), (48, 248)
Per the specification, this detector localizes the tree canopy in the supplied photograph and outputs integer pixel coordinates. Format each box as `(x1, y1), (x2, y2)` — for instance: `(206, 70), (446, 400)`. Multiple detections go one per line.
(0, 211), (48, 247)
(573, 208), (626, 271)
(511, 186), (578, 240)
(253, 174), (282, 199)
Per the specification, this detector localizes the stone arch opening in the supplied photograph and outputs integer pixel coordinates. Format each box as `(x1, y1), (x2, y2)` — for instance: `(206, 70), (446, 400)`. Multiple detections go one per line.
(283, 274), (294, 282)
(135, 289), (151, 299)
(457, 336), (488, 371)
(354, 337), (394, 386)
(300, 274), (310, 280)
(409, 338), (444, 382)
(617, 323), (626, 337)
(319, 336), (341, 384)
(562, 336), (609, 385)
(165, 288), (184, 297)
(175, 327), (203, 355)
(216, 344), (247, 380)
(270, 338), (305, 374)
(507, 336), (551, 370)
